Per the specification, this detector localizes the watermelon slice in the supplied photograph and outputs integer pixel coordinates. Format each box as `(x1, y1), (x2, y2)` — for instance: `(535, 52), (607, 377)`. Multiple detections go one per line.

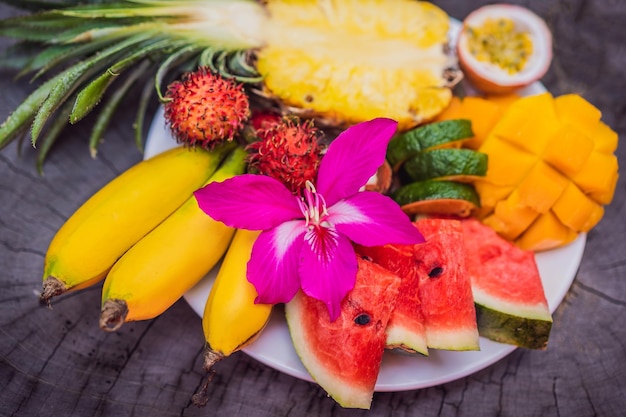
(355, 243), (428, 355)
(285, 256), (401, 409)
(358, 218), (480, 352)
(461, 218), (552, 349)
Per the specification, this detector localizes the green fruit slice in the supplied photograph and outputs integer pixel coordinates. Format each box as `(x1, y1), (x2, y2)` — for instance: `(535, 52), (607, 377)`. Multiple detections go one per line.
(392, 180), (480, 217)
(402, 148), (488, 182)
(387, 119), (474, 169)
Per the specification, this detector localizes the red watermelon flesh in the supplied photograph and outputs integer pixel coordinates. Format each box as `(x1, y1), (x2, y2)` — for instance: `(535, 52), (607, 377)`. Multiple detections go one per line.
(355, 244), (428, 355)
(461, 218), (552, 349)
(284, 256), (401, 409)
(412, 218), (479, 350)
(358, 218), (479, 352)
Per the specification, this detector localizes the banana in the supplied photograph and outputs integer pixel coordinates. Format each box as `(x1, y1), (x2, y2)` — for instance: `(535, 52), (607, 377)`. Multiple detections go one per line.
(41, 144), (233, 305)
(99, 146), (247, 331)
(192, 228), (273, 407)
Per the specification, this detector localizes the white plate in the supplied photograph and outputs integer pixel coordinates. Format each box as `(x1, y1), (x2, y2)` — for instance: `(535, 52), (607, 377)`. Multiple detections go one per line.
(143, 18), (586, 391)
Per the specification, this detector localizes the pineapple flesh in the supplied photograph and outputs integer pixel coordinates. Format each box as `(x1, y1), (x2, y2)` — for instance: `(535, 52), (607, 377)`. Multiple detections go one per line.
(257, 0), (456, 130)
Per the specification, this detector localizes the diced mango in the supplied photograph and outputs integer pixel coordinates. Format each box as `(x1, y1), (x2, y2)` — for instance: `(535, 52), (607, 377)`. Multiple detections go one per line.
(487, 190), (540, 240)
(542, 124), (595, 176)
(458, 96), (502, 149)
(588, 172), (619, 205)
(434, 96), (463, 121)
(517, 161), (569, 213)
(591, 122), (619, 154)
(515, 212), (579, 252)
(552, 182), (604, 232)
(474, 180), (514, 209)
(554, 94), (602, 133)
(479, 135), (537, 186)
(571, 151), (619, 195)
(491, 94), (560, 155)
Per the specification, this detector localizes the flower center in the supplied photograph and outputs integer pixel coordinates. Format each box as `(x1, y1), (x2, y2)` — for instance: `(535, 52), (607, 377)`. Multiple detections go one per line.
(297, 181), (329, 228)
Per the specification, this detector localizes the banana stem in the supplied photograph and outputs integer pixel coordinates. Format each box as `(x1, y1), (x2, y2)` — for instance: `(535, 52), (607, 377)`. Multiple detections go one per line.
(191, 347), (225, 407)
(99, 299), (129, 332)
(40, 277), (66, 306)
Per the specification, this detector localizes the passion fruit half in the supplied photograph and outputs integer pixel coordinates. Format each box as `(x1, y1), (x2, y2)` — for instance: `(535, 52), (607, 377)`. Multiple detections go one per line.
(456, 4), (553, 94)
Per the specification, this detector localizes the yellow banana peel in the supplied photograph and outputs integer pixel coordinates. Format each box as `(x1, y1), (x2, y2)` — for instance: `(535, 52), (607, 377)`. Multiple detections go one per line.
(192, 228), (273, 407)
(99, 147), (247, 331)
(41, 144), (233, 304)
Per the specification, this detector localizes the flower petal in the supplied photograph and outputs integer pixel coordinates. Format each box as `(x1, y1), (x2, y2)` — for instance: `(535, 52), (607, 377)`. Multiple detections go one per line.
(328, 192), (424, 246)
(316, 118), (398, 205)
(194, 174), (301, 230)
(247, 220), (306, 304)
(299, 231), (358, 321)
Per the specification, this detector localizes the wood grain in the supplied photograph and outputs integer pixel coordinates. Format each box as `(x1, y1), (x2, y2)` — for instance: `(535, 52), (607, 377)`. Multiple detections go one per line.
(1, 1), (625, 416)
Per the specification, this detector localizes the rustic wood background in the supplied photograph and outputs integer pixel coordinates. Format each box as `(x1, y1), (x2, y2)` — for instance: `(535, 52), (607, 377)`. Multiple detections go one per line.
(1, 1), (624, 416)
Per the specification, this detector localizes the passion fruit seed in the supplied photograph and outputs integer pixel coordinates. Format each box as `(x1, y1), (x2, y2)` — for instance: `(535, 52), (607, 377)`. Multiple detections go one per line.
(467, 17), (533, 74)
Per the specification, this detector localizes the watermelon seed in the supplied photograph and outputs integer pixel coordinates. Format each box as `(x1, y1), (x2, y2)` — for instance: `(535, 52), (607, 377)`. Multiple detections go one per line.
(429, 266), (444, 278)
(354, 314), (371, 326)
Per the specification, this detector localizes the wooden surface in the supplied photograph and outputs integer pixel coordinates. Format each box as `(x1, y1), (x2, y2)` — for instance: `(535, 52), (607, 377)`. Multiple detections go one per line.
(1, 1), (624, 416)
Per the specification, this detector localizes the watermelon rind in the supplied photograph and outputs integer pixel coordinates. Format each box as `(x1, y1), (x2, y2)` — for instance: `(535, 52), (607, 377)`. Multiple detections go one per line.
(475, 303), (552, 350)
(426, 327), (481, 351)
(386, 325), (429, 356)
(285, 293), (374, 410)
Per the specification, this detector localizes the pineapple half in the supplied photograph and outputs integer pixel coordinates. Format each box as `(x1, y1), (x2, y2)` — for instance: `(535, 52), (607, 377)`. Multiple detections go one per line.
(0, 0), (459, 167)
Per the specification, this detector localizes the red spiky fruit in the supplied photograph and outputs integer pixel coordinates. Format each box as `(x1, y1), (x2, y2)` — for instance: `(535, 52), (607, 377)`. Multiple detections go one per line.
(164, 68), (250, 148)
(247, 117), (325, 194)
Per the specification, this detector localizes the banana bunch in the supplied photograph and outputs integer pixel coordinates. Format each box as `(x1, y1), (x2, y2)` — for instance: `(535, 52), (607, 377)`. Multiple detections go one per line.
(41, 143), (234, 304)
(41, 143), (276, 404)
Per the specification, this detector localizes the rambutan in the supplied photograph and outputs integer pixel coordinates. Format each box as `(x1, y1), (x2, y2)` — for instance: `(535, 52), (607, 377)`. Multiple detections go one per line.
(247, 117), (325, 194)
(164, 67), (250, 149)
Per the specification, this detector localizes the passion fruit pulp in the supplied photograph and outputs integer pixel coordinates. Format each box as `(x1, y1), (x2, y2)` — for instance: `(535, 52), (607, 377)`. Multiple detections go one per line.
(456, 4), (553, 94)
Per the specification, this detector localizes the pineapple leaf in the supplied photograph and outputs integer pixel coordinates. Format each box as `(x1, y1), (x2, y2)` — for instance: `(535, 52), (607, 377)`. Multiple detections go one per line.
(89, 59), (151, 157)
(70, 36), (174, 124)
(35, 99), (75, 175)
(155, 44), (202, 101)
(30, 32), (154, 145)
(134, 72), (158, 151)
(0, 74), (59, 151)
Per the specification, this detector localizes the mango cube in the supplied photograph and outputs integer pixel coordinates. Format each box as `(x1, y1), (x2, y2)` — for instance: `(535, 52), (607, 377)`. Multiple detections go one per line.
(488, 190), (540, 240)
(542, 124), (594, 176)
(552, 182), (604, 232)
(479, 135), (537, 186)
(515, 212), (578, 252)
(517, 161), (569, 213)
(571, 151), (618, 195)
(554, 94), (602, 133)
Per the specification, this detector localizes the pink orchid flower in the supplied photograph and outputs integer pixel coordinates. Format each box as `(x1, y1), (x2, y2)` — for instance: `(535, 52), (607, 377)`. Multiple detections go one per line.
(194, 118), (424, 321)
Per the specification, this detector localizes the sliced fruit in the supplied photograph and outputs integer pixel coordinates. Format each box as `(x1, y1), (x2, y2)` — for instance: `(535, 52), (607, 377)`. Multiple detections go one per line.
(479, 134), (537, 186)
(412, 218), (479, 350)
(461, 218), (552, 349)
(401, 148), (488, 183)
(258, 0), (458, 131)
(551, 182), (604, 232)
(491, 92), (560, 155)
(360, 218), (479, 351)
(285, 257), (401, 410)
(472, 91), (618, 249)
(456, 4), (553, 94)
(386, 119), (474, 169)
(483, 189), (540, 241)
(355, 244), (428, 356)
(392, 180), (480, 217)
(515, 211), (578, 252)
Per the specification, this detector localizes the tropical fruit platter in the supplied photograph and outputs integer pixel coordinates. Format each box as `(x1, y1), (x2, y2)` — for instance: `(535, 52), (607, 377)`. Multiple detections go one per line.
(0, 0), (619, 410)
